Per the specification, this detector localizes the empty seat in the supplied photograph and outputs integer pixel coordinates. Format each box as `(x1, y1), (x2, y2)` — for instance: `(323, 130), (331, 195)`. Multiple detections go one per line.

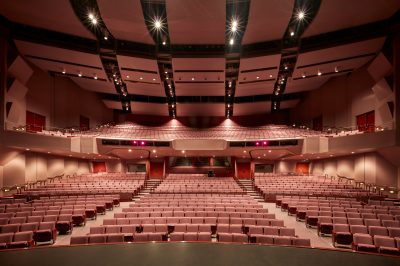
(106, 233), (124, 243)
(332, 224), (352, 247)
(373, 235), (400, 255)
(350, 225), (368, 235)
(279, 228), (295, 237)
(183, 232), (197, 241)
(292, 238), (311, 247)
(90, 226), (105, 234)
(88, 234), (106, 244)
(9, 217), (26, 224)
(274, 236), (292, 246)
(34, 222), (57, 244)
(170, 232), (184, 241)
(0, 233), (14, 249)
(1, 224), (20, 234)
(8, 231), (34, 248)
(388, 227), (400, 238)
(56, 215), (73, 234)
(70, 235), (88, 245)
(20, 222), (39, 232)
(353, 234), (377, 253)
(368, 226), (388, 237)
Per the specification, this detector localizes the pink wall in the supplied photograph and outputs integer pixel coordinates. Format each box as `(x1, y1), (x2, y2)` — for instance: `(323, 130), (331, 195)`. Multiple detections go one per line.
(310, 152), (397, 187)
(290, 65), (393, 129)
(8, 63), (113, 130)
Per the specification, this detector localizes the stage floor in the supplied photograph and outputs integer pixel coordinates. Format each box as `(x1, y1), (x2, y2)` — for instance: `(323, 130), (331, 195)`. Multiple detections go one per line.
(0, 242), (398, 266)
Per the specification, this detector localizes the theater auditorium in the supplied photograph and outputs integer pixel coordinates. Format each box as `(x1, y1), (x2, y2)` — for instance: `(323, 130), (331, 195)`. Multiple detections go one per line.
(0, 0), (399, 265)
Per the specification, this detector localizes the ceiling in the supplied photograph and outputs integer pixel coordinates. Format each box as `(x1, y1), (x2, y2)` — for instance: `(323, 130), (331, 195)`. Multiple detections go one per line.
(1, 0), (399, 117)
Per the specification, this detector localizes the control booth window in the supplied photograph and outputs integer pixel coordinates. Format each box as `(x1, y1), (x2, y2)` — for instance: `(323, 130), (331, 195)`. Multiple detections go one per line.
(26, 111), (46, 132)
(356, 111), (375, 132)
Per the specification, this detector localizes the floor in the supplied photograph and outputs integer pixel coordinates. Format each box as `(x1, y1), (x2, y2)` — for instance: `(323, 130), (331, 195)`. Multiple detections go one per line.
(54, 199), (335, 249)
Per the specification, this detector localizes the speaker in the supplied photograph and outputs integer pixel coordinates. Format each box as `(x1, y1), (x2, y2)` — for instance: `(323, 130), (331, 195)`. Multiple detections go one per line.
(7, 55), (34, 85)
(367, 53), (392, 82)
(6, 78), (28, 101)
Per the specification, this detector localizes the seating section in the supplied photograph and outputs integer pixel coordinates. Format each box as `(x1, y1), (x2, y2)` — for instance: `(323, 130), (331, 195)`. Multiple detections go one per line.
(19, 173), (145, 201)
(80, 174), (306, 247)
(261, 178), (400, 255)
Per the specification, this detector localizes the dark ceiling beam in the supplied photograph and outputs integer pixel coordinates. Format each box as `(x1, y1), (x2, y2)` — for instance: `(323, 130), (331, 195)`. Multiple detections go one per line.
(141, 0), (176, 118)
(271, 0), (321, 112)
(70, 0), (131, 112)
(225, 0), (250, 118)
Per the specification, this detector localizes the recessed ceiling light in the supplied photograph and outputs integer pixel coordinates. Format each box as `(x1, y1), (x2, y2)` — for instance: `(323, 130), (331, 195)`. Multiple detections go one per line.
(269, 74), (273, 78)
(297, 11), (305, 20)
(318, 70), (322, 76)
(256, 76), (260, 79)
(126, 75), (130, 79)
(229, 38), (234, 45)
(104, 36), (108, 40)
(302, 73), (306, 78)
(231, 20), (238, 32)
(257, 157), (260, 159)
(290, 31), (294, 36)
(191, 77), (195, 81)
(91, 18), (97, 25)
(268, 150), (272, 153)
(25, 148), (30, 151)
(335, 66), (339, 73)
(152, 149), (156, 153)
(153, 78), (156, 81)
(243, 150), (247, 153)
(162, 41), (166, 45)
(284, 65), (288, 70)
(94, 75), (98, 80)
(181, 150), (185, 154)
(62, 69), (66, 74)
(88, 13), (94, 20)
(78, 73), (82, 77)
(139, 77), (143, 80)
(154, 19), (162, 29)
(128, 149), (132, 152)
(351, 152), (355, 154)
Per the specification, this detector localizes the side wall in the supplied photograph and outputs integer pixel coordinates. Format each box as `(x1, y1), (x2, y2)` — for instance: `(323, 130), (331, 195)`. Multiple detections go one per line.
(290, 65), (393, 129)
(310, 152), (397, 187)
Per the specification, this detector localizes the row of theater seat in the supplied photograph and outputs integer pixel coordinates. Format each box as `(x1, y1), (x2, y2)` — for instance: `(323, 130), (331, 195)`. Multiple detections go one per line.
(115, 212), (273, 219)
(353, 234), (400, 255)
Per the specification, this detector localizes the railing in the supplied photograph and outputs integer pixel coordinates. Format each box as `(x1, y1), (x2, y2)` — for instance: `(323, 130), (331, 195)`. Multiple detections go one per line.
(0, 173), (66, 197)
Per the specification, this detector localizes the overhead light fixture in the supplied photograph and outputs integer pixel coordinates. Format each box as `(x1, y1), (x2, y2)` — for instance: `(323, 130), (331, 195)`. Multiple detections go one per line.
(94, 75), (98, 80)
(88, 13), (94, 20)
(297, 11), (305, 20)
(229, 38), (234, 45)
(269, 74), (273, 78)
(62, 69), (66, 74)
(302, 73), (306, 78)
(152, 149), (156, 153)
(181, 150), (185, 154)
(256, 76), (260, 79)
(104, 36), (108, 40)
(290, 31), (294, 36)
(284, 65), (288, 70)
(162, 41), (166, 45)
(126, 75), (130, 79)
(139, 77), (143, 80)
(128, 149), (132, 152)
(317, 69), (322, 76)
(78, 72), (82, 77)
(25, 148), (30, 151)
(191, 77), (195, 81)
(231, 19), (238, 32)
(243, 150), (247, 153)
(154, 19), (162, 30)
(91, 18), (97, 25)
(335, 66), (339, 73)
(152, 78), (156, 81)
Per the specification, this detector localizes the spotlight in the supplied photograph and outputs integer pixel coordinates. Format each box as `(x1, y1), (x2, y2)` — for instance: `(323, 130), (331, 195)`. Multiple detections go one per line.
(62, 69), (66, 74)
(78, 72), (82, 77)
(104, 36), (108, 40)
(268, 150), (271, 153)
(139, 77), (143, 80)
(191, 77), (195, 81)
(297, 11), (305, 20)
(181, 150), (185, 154)
(162, 41), (166, 45)
(317, 70), (322, 76)
(302, 73), (306, 78)
(154, 19), (162, 29)
(88, 13), (94, 20)
(284, 65), (288, 70)
(152, 149), (156, 153)
(290, 31), (294, 36)
(335, 66), (339, 73)
(229, 38), (234, 45)
(269, 74), (273, 78)
(256, 76), (260, 79)
(94, 75), (98, 80)
(231, 20), (238, 32)
(128, 149), (132, 152)
(92, 18), (97, 25)
(152, 78), (156, 81)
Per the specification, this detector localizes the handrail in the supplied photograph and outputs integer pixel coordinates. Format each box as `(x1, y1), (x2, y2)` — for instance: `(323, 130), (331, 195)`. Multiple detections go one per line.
(0, 173), (65, 195)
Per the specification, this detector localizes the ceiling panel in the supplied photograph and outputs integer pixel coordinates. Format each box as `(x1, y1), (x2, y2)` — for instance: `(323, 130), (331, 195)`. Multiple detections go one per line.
(235, 81), (274, 97)
(97, 0), (154, 44)
(177, 103), (225, 117)
(117, 55), (159, 72)
(126, 82), (165, 97)
(303, 0), (400, 37)
(166, 0), (226, 44)
(172, 58), (225, 70)
(234, 102), (271, 116)
(0, 0), (95, 39)
(285, 76), (330, 94)
(175, 83), (225, 96)
(15, 40), (103, 67)
(131, 102), (169, 116)
(71, 78), (116, 94)
(297, 38), (385, 67)
(243, 0), (294, 44)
